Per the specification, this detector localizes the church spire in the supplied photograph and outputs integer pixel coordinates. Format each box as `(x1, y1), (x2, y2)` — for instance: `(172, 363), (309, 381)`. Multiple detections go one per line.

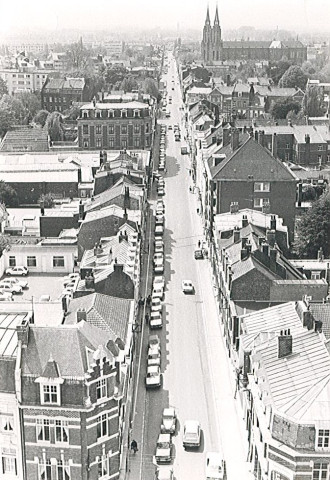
(205, 5), (211, 25)
(214, 3), (220, 25)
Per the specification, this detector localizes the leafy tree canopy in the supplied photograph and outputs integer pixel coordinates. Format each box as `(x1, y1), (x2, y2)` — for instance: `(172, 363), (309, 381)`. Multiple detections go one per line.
(0, 77), (8, 100)
(33, 109), (49, 127)
(278, 65), (308, 90)
(266, 60), (292, 84)
(143, 78), (160, 101)
(46, 112), (64, 142)
(270, 98), (301, 119)
(302, 85), (324, 117)
(120, 75), (138, 93)
(0, 181), (19, 207)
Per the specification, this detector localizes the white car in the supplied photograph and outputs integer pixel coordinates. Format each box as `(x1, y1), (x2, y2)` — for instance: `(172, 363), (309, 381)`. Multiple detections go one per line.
(158, 188), (165, 196)
(158, 164), (165, 172)
(1, 277), (28, 289)
(154, 243), (164, 254)
(152, 285), (164, 300)
(5, 266), (28, 276)
(153, 276), (165, 289)
(182, 280), (194, 294)
(155, 433), (172, 463)
(154, 253), (164, 267)
(154, 466), (174, 480)
(63, 273), (80, 286)
(150, 310), (163, 329)
(148, 334), (160, 350)
(151, 297), (162, 312)
(145, 365), (161, 388)
(156, 216), (164, 226)
(161, 408), (177, 434)
(0, 291), (13, 301)
(183, 420), (201, 448)
(206, 452), (225, 480)
(155, 225), (164, 237)
(154, 264), (164, 275)
(0, 282), (22, 294)
(148, 346), (161, 366)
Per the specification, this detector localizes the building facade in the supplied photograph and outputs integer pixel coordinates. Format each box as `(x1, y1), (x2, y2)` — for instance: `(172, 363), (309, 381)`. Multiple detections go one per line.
(41, 77), (92, 113)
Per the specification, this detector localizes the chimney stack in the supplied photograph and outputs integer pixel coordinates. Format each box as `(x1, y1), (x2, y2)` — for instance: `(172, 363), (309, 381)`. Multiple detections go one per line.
(16, 318), (30, 347)
(79, 200), (84, 221)
(254, 130), (258, 142)
(242, 214), (248, 228)
(223, 128), (230, 147)
(85, 272), (95, 290)
(302, 307), (313, 330)
(40, 201), (45, 216)
(272, 133), (277, 158)
(278, 330), (293, 358)
(77, 308), (87, 323)
(270, 214), (276, 231)
(266, 229), (276, 247)
(231, 128), (239, 151)
(258, 130), (264, 147)
(233, 226), (240, 243)
(230, 201), (239, 214)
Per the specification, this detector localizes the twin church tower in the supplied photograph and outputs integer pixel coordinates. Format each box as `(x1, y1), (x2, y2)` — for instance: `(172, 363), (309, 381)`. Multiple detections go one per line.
(201, 5), (223, 63)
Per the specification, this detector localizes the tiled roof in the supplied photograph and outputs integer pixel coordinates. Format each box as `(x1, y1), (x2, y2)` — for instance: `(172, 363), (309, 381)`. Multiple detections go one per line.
(84, 182), (142, 213)
(209, 136), (297, 181)
(21, 321), (114, 378)
(83, 205), (141, 225)
(65, 293), (132, 341)
(45, 77), (85, 91)
(223, 40), (271, 48)
(0, 127), (49, 152)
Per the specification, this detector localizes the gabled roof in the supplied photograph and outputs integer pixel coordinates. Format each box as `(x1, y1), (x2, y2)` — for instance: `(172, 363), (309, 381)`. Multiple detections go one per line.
(65, 293), (132, 341)
(0, 127), (49, 152)
(83, 205), (141, 225)
(44, 77), (85, 91)
(209, 136), (297, 181)
(21, 321), (114, 378)
(41, 357), (60, 378)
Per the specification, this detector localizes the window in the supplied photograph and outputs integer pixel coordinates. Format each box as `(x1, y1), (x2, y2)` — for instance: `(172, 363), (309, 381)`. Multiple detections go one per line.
(57, 460), (70, 480)
(318, 155), (322, 164)
(254, 182), (270, 192)
(318, 429), (330, 448)
(42, 384), (59, 404)
(97, 413), (108, 439)
(133, 109), (140, 118)
(37, 418), (50, 442)
(134, 124), (140, 134)
(96, 137), (102, 148)
(53, 256), (65, 268)
(285, 153), (290, 161)
(286, 143), (290, 149)
(327, 155), (330, 163)
(313, 462), (328, 480)
(55, 420), (69, 443)
(254, 198), (270, 208)
(9, 256), (16, 267)
(83, 125), (88, 135)
(145, 123), (150, 133)
(1, 449), (17, 475)
(318, 145), (324, 151)
(134, 138), (140, 148)
(98, 455), (110, 478)
(27, 256), (37, 267)
(312, 271), (321, 280)
(109, 124), (114, 134)
(82, 110), (89, 118)
(121, 109), (127, 118)
(108, 110), (114, 118)
(96, 125), (102, 135)
(38, 459), (51, 480)
(95, 110), (101, 119)
(109, 138), (114, 148)
(96, 379), (107, 400)
(0, 415), (13, 433)
(83, 139), (89, 148)
(121, 139), (127, 148)
(121, 125), (127, 134)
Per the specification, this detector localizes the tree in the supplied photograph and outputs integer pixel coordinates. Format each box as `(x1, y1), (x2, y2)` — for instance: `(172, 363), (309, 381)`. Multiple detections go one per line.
(104, 66), (128, 86)
(66, 41), (91, 72)
(0, 108), (14, 137)
(302, 85), (324, 117)
(62, 105), (80, 120)
(266, 60), (292, 84)
(0, 94), (26, 124)
(120, 75), (138, 92)
(286, 109), (305, 124)
(143, 78), (160, 101)
(270, 98), (301, 119)
(294, 188), (330, 258)
(0, 234), (10, 255)
(278, 65), (308, 90)
(0, 78), (8, 100)
(39, 193), (54, 208)
(46, 112), (64, 142)
(16, 92), (41, 122)
(33, 110), (49, 127)
(0, 181), (19, 207)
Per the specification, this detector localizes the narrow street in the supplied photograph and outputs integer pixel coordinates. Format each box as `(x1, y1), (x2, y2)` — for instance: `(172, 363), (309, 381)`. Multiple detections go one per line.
(128, 52), (254, 480)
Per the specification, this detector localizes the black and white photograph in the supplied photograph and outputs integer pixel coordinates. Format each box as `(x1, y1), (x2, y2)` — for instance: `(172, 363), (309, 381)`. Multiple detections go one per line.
(0, 1), (329, 479)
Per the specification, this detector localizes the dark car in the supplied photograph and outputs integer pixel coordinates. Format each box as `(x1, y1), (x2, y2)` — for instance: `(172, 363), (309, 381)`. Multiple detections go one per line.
(194, 249), (204, 259)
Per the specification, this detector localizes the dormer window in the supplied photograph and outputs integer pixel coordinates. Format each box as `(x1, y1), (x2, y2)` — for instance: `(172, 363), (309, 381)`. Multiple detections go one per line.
(121, 109), (127, 118)
(35, 357), (64, 406)
(42, 384), (59, 404)
(82, 110), (89, 119)
(133, 109), (140, 118)
(96, 378), (107, 400)
(95, 110), (101, 119)
(108, 110), (114, 118)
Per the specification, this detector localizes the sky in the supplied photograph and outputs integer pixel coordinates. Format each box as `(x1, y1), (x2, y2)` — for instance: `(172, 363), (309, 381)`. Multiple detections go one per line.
(1, 0), (330, 35)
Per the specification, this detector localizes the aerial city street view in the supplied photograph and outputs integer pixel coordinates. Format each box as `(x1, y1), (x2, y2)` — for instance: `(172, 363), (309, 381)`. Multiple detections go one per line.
(0, 0), (329, 479)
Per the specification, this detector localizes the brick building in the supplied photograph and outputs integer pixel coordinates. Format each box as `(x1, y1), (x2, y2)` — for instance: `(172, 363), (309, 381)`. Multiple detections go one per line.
(77, 100), (154, 150)
(18, 319), (127, 480)
(41, 77), (92, 113)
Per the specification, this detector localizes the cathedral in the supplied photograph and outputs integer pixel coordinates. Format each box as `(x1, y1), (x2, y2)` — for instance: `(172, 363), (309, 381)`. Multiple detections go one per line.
(201, 5), (307, 64)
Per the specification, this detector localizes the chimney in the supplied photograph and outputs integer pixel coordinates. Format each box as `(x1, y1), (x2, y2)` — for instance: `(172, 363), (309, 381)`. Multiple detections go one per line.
(266, 229), (276, 247)
(270, 214), (276, 231)
(228, 265), (233, 290)
(123, 208), (128, 221)
(269, 247), (277, 270)
(305, 134), (310, 144)
(230, 202), (239, 214)
(302, 307), (313, 330)
(317, 247), (324, 261)
(223, 128), (230, 147)
(85, 273), (95, 290)
(297, 183), (303, 207)
(278, 330), (293, 358)
(16, 318), (30, 347)
(226, 74), (231, 86)
(233, 226), (240, 243)
(242, 214), (248, 228)
(258, 130), (264, 147)
(231, 128), (239, 151)
(272, 133), (277, 158)
(254, 130), (259, 142)
(79, 200), (84, 220)
(262, 243), (269, 256)
(314, 320), (323, 333)
(113, 263), (124, 273)
(77, 308), (87, 323)
(246, 242), (252, 255)
(241, 247), (248, 260)
(40, 200), (45, 216)
(258, 236), (265, 247)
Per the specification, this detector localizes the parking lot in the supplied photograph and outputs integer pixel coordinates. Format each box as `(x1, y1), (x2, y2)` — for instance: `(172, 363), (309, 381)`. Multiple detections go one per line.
(1, 274), (67, 302)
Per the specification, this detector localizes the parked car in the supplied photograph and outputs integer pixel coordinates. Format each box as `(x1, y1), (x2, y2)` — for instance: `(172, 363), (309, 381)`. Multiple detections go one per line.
(161, 408), (177, 434)
(152, 285), (164, 300)
(1, 277), (28, 289)
(194, 249), (204, 259)
(155, 433), (172, 463)
(5, 266), (28, 276)
(63, 273), (80, 286)
(0, 282), (22, 294)
(154, 243), (164, 254)
(148, 334), (160, 350)
(182, 280), (195, 294)
(145, 365), (161, 389)
(153, 276), (165, 289)
(154, 253), (164, 266)
(183, 420), (201, 448)
(155, 225), (164, 237)
(154, 264), (164, 275)
(206, 452), (225, 480)
(154, 466), (174, 480)
(147, 347), (161, 367)
(168, 125), (173, 130)
(150, 310), (163, 329)
(0, 291), (13, 301)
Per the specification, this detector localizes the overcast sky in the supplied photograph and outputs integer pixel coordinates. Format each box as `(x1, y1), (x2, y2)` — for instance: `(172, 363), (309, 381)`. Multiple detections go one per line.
(1, 0), (330, 35)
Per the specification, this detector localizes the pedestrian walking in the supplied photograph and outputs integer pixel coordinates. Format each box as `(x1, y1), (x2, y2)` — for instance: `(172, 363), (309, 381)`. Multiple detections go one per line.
(198, 240), (201, 248)
(130, 440), (138, 454)
(146, 294), (151, 306)
(145, 312), (149, 324)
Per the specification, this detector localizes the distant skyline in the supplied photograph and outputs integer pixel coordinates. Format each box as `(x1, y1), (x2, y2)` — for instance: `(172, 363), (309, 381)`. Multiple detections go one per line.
(1, 0), (330, 37)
